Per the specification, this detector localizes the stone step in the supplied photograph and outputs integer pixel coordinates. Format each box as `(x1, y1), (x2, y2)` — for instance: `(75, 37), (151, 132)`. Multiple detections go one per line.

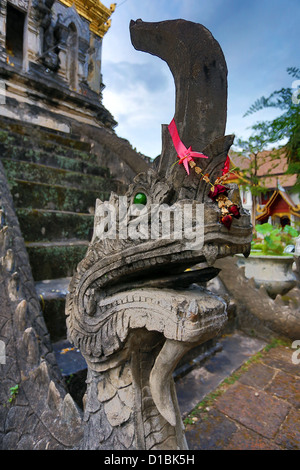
(2, 159), (115, 192)
(10, 180), (110, 213)
(0, 146), (110, 177)
(176, 332), (267, 418)
(26, 240), (88, 281)
(0, 116), (92, 153)
(17, 208), (94, 242)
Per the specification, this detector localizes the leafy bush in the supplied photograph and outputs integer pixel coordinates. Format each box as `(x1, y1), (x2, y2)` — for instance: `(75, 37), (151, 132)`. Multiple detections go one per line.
(251, 223), (299, 255)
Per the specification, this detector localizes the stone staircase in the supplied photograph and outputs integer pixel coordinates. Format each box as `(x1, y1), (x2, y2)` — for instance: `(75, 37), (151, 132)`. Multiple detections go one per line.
(0, 116), (127, 406)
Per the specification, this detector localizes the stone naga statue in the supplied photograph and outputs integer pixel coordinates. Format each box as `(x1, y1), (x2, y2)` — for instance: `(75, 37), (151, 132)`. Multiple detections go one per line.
(66, 19), (252, 450)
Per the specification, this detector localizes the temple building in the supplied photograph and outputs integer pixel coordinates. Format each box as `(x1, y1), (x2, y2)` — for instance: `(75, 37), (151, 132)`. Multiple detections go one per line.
(228, 150), (300, 228)
(0, 0), (151, 354)
(0, 0), (117, 131)
(256, 188), (300, 227)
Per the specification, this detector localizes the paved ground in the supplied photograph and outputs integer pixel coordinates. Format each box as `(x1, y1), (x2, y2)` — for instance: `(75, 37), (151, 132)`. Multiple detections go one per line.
(176, 332), (267, 417)
(181, 336), (300, 450)
(54, 327), (300, 450)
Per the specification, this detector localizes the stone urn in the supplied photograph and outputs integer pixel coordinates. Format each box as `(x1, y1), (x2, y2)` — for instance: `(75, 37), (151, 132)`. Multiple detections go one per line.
(236, 254), (298, 298)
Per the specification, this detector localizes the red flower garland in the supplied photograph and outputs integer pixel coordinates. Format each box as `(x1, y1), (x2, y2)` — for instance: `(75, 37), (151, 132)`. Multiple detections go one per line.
(229, 204), (240, 218)
(189, 157), (241, 230)
(221, 214), (233, 229)
(208, 184), (228, 200)
(168, 123), (241, 231)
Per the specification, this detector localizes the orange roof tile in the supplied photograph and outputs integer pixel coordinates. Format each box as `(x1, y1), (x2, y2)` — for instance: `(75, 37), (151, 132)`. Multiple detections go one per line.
(228, 149), (296, 189)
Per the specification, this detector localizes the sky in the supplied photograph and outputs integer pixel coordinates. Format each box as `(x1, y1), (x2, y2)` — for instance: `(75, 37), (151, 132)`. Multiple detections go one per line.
(101, 0), (300, 160)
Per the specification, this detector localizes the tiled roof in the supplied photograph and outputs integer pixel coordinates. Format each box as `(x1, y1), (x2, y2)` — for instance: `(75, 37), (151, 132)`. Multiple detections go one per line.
(228, 149), (296, 189)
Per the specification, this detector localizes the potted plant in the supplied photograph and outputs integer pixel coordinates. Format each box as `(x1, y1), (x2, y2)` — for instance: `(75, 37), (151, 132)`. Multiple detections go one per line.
(236, 223), (299, 298)
(251, 223), (299, 255)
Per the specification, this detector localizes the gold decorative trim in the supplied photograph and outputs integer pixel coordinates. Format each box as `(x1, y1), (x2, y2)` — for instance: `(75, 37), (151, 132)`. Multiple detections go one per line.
(58, 1), (116, 37)
(256, 189), (300, 222)
(270, 212), (292, 218)
(256, 205), (264, 214)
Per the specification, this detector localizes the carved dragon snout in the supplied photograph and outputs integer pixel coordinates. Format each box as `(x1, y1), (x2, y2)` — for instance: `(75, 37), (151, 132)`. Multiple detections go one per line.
(67, 284), (226, 431)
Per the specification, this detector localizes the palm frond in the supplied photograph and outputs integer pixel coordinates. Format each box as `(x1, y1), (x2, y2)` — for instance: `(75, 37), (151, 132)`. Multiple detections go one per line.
(243, 97), (269, 116)
(287, 67), (300, 79)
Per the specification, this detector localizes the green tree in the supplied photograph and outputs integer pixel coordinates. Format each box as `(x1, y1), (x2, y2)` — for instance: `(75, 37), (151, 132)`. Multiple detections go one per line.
(232, 67), (300, 228)
(232, 131), (271, 229)
(244, 67), (300, 194)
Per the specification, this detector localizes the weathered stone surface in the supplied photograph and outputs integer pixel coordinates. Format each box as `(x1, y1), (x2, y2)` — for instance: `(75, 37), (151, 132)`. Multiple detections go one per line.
(265, 370), (300, 408)
(5, 406), (28, 433)
(238, 362), (276, 390)
(47, 380), (62, 413)
(185, 341), (300, 450)
(109, 363), (132, 388)
(119, 385), (134, 409)
(62, 393), (82, 427)
(97, 377), (117, 402)
(275, 408), (300, 449)
(225, 427), (282, 450)
(176, 332), (266, 417)
(216, 257), (300, 340)
(115, 421), (135, 449)
(261, 346), (300, 377)
(14, 299), (27, 332)
(185, 408), (238, 450)
(2, 432), (20, 450)
(216, 382), (290, 439)
(104, 393), (132, 427)
(22, 327), (40, 367)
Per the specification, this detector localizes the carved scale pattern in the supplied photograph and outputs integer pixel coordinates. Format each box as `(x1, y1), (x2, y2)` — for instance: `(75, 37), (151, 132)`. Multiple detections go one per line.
(0, 161), (82, 450)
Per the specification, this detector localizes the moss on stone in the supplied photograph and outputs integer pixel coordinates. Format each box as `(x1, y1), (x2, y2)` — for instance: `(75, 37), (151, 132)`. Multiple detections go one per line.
(1, 146), (110, 177)
(0, 117), (128, 285)
(17, 208), (94, 241)
(11, 180), (111, 211)
(26, 244), (88, 281)
(2, 159), (113, 191)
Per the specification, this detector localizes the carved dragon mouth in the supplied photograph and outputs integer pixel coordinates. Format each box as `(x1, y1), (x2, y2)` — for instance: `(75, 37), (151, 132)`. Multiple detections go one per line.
(66, 236), (249, 427)
(74, 284), (227, 427)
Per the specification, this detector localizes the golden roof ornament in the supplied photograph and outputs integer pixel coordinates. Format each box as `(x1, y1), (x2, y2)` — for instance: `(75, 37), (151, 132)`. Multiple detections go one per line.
(58, 1), (116, 37)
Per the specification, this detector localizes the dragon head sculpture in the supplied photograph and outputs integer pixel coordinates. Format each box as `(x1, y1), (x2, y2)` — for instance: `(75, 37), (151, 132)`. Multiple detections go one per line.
(66, 19), (252, 450)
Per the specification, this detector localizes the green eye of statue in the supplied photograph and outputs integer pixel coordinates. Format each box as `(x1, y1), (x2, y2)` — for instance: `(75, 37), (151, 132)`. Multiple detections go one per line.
(133, 192), (147, 205)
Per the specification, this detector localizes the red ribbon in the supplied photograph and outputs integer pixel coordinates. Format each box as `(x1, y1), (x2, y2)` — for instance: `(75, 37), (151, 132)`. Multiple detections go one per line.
(222, 155), (230, 175)
(168, 119), (208, 175)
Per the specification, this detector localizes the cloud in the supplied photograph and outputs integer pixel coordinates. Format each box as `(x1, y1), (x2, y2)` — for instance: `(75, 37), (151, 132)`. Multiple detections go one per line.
(103, 60), (170, 93)
(101, 0), (300, 159)
(102, 58), (175, 158)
